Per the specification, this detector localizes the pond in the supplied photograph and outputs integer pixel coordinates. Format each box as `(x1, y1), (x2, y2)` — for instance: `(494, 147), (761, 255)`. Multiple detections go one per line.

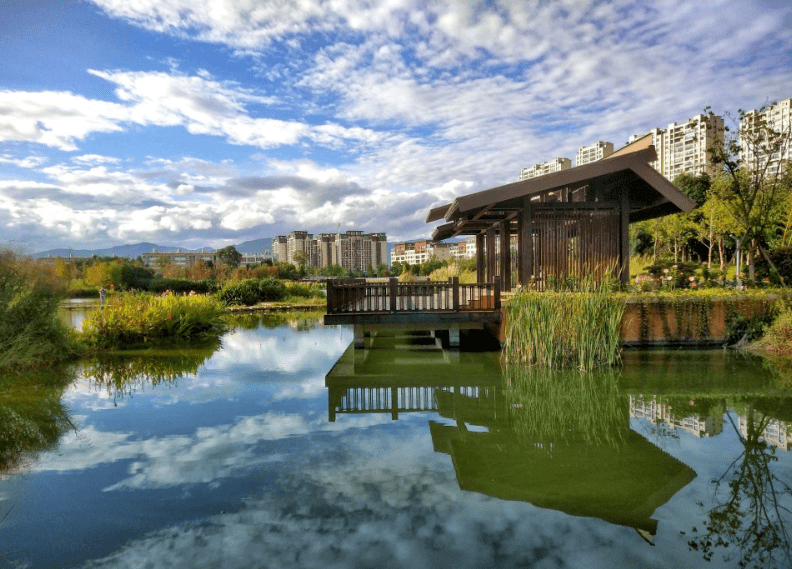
(1, 313), (791, 568)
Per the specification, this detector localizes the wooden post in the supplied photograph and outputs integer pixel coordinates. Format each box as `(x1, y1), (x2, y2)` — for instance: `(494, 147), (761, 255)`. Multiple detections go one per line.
(476, 233), (485, 283)
(499, 220), (510, 291)
(389, 277), (397, 312)
(391, 386), (398, 420)
(494, 276), (501, 309)
(452, 276), (460, 311)
(327, 279), (335, 313)
(620, 187), (630, 285)
(486, 226), (496, 283)
(523, 199), (533, 287)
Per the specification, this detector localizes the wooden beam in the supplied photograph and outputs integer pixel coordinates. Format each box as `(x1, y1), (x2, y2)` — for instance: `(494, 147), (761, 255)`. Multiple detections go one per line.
(620, 186), (630, 285)
(520, 199), (533, 286)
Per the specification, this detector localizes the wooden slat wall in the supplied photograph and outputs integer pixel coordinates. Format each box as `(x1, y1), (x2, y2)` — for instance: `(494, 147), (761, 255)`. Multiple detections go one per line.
(531, 208), (619, 290)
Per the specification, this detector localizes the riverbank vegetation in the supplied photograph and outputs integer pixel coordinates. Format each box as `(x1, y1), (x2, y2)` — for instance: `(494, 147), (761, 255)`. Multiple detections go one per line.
(80, 293), (228, 350)
(503, 275), (625, 370)
(0, 249), (79, 373)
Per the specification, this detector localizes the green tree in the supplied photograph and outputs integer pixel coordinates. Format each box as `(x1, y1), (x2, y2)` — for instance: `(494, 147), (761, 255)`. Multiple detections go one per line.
(705, 105), (792, 280)
(217, 246), (243, 268)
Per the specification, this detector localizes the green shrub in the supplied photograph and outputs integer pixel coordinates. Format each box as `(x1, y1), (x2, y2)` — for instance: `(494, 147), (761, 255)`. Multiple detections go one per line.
(216, 278), (287, 306)
(80, 293), (228, 349)
(752, 301), (792, 354)
(285, 282), (324, 298)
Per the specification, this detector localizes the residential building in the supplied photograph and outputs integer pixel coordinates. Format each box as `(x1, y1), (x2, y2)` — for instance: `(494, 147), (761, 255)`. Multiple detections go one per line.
(629, 115), (724, 181)
(576, 141), (614, 166)
(316, 233), (337, 268)
(141, 248), (216, 268)
(240, 252), (272, 267)
(334, 230), (387, 272)
(739, 98), (792, 171)
(390, 240), (454, 265)
(272, 236), (288, 263)
(519, 157), (572, 181)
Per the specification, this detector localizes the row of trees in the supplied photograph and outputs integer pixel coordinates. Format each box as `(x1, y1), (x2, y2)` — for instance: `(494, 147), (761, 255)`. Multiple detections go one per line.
(634, 103), (792, 283)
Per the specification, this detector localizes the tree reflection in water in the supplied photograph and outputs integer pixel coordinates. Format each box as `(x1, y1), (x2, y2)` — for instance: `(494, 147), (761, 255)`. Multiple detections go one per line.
(81, 343), (219, 403)
(688, 400), (792, 569)
(0, 365), (77, 476)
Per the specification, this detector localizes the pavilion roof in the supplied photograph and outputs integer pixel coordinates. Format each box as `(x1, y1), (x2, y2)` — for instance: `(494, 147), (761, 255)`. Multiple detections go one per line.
(427, 144), (696, 241)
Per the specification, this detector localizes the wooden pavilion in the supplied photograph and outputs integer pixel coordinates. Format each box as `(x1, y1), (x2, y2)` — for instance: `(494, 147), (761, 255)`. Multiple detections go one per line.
(426, 137), (697, 290)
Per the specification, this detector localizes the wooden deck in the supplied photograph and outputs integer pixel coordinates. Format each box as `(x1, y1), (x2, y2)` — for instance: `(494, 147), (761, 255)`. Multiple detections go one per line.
(324, 277), (502, 348)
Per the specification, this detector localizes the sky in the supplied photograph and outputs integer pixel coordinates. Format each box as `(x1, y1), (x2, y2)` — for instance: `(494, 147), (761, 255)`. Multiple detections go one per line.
(1, 0), (791, 254)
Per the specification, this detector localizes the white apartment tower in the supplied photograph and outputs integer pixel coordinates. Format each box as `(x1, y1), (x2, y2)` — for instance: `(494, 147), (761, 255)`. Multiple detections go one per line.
(629, 115), (724, 181)
(576, 141), (614, 166)
(739, 98), (792, 171)
(519, 157), (572, 181)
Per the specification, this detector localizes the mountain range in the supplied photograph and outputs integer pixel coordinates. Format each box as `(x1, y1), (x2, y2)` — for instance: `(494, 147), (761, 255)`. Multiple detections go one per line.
(33, 238), (273, 259)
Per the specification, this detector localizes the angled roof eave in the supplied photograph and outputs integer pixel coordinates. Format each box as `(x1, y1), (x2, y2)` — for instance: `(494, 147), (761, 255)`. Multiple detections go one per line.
(630, 162), (697, 213)
(448, 146), (658, 219)
(426, 204), (452, 223)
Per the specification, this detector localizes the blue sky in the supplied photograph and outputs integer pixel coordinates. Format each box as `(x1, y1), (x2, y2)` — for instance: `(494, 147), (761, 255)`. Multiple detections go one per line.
(1, 0), (791, 253)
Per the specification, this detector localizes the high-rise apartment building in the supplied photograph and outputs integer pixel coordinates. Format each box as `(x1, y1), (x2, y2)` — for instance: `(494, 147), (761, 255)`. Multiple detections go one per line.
(272, 236), (288, 263)
(628, 115), (724, 181)
(576, 141), (614, 166)
(519, 157), (572, 181)
(739, 98), (792, 171)
(273, 230), (387, 271)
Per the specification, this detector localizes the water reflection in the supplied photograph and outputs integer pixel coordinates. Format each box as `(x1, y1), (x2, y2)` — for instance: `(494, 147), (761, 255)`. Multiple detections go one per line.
(81, 343), (219, 403)
(326, 342), (792, 558)
(0, 365), (77, 476)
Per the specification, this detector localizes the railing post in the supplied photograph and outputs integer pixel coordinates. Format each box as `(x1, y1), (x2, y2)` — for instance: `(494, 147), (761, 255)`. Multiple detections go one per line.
(327, 279), (335, 313)
(452, 277), (459, 312)
(389, 277), (397, 313)
(494, 276), (501, 310)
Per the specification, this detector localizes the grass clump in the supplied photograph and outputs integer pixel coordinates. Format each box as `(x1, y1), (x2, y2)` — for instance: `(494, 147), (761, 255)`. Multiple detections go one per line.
(504, 275), (625, 370)
(751, 301), (792, 356)
(80, 293), (228, 349)
(0, 248), (79, 372)
(216, 278), (287, 306)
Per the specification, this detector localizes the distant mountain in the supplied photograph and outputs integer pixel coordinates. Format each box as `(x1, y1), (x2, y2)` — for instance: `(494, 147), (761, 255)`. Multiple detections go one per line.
(33, 242), (215, 259)
(233, 238), (272, 253)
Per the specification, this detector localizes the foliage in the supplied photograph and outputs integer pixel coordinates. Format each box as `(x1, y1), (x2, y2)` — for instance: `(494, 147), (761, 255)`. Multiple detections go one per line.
(216, 278), (287, 306)
(284, 281), (324, 299)
(80, 293), (228, 349)
(643, 260), (703, 289)
(705, 105), (792, 279)
(428, 262), (477, 284)
(0, 249), (79, 372)
(148, 277), (217, 294)
(504, 275), (626, 369)
(675, 172), (711, 206)
(751, 300), (792, 355)
(754, 246), (792, 285)
(216, 245), (243, 268)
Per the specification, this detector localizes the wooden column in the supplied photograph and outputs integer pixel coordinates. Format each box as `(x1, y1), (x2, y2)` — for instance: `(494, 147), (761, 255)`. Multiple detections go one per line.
(519, 199), (533, 286)
(620, 187), (630, 285)
(476, 233), (485, 283)
(499, 220), (511, 291)
(486, 226), (496, 283)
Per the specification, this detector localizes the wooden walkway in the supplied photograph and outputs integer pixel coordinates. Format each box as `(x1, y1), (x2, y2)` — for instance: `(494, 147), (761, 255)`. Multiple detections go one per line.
(324, 277), (502, 348)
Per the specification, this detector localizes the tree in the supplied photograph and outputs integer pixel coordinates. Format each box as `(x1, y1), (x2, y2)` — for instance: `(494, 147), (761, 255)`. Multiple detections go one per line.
(292, 250), (308, 269)
(705, 105), (792, 280)
(217, 246), (243, 268)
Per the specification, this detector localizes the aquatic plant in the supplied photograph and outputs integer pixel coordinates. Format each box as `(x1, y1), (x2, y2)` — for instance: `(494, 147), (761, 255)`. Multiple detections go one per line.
(80, 293), (228, 349)
(0, 248), (79, 372)
(504, 274), (625, 369)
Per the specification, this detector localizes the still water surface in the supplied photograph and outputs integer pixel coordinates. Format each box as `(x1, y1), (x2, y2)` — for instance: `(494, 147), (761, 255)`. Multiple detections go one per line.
(1, 313), (791, 568)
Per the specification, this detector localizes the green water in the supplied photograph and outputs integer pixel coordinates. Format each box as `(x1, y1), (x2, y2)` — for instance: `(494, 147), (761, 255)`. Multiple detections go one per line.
(1, 317), (791, 568)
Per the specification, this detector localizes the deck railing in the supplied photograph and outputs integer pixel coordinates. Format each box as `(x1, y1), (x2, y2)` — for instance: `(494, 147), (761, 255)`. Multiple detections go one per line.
(326, 276), (501, 315)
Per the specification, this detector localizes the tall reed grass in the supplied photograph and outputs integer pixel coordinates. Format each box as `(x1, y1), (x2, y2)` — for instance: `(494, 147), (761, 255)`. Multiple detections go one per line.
(0, 248), (78, 372)
(80, 293), (228, 349)
(503, 273), (625, 369)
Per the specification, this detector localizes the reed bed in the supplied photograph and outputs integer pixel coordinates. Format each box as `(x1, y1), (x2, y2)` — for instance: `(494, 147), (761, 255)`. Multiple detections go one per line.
(80, 293), (228, 349)
(504, 274), (625, 369)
